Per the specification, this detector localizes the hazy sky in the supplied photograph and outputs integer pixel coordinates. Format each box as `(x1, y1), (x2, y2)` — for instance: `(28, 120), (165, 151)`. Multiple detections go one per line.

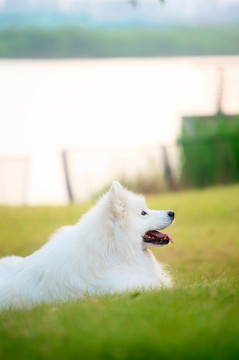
(0, 0), (239, 11)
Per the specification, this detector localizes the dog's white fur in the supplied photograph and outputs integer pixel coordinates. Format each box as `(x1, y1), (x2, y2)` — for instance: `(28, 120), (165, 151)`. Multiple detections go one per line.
(0, 181), (174, 310)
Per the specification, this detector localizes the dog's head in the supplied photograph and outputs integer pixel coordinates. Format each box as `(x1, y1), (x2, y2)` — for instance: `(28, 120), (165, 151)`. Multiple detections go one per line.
(107, 181), (175, 249)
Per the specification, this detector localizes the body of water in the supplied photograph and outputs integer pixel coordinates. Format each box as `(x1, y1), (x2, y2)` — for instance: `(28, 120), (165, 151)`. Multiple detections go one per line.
(0, 56), (238, 204)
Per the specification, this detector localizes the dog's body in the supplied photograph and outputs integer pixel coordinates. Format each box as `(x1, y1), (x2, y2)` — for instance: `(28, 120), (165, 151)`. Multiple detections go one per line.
(0, 181), (174, 310)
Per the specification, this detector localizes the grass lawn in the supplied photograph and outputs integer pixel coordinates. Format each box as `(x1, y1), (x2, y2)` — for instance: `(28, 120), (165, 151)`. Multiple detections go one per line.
(0, 184), (239, 360)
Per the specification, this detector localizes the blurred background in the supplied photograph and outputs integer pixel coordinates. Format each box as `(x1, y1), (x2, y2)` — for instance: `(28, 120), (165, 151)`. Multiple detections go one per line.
(0, 0), (238, 205)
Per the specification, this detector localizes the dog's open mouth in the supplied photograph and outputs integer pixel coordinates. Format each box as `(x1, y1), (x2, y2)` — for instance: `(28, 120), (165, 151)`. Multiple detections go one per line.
(143, 230), (173, 246)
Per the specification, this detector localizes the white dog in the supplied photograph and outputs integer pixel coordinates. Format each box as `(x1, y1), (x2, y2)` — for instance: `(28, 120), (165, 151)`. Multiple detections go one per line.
(0, 181), (175, 310)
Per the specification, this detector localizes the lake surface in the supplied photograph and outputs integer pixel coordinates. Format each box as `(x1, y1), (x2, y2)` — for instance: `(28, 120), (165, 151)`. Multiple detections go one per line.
(0, 56), (238, 204)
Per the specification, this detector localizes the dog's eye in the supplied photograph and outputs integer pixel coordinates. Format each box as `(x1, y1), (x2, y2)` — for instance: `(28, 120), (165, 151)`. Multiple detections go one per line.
(141, 210), (148, 216)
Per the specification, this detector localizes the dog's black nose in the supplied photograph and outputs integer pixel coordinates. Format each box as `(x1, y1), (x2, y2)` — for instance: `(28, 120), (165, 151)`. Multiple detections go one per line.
(168, 211), (175, 219)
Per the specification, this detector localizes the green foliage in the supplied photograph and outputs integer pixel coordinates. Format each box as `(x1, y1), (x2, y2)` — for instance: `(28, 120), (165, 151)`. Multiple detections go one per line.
(0, 185), (239, 359)
(179, 114), (239, 188)
(0, 26), (239, 58)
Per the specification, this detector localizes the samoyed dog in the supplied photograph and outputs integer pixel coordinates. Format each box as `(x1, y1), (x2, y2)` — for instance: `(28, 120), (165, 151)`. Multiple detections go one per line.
(0, 181), (175, 310)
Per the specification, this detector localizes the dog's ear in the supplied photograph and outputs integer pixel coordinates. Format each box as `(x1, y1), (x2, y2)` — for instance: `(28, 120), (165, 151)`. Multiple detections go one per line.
(108, 181), (127, 222)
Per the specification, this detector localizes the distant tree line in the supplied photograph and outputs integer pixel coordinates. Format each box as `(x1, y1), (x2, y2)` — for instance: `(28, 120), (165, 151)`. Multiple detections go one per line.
(0, 26), (238, 58)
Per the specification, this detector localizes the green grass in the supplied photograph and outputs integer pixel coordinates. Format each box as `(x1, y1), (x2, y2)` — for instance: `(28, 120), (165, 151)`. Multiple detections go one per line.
(0, 184), (239, 360)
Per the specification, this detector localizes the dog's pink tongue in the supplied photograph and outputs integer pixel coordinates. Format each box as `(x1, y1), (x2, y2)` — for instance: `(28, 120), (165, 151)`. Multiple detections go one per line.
(150, 231), (174, 243)
(165, 233), (174, 244)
